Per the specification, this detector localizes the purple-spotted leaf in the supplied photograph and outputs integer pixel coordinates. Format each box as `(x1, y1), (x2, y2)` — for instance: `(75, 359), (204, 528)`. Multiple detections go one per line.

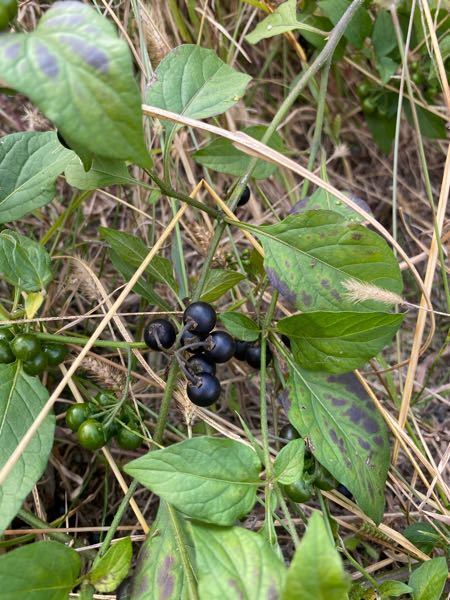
(131, 502), (195, 600)
(0, 1), (149, 168)
(252, 210), (403, 312)
(287, 366), (389, 523)
(278, 311), (403, 374)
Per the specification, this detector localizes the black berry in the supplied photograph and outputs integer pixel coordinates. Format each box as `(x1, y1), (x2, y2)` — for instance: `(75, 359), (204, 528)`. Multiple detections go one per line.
(187, 373), (221, 406)
(143, 319), (176, 350)
(238, 186), (250, 207)
(206, 331), (236, 363)
(336, 483), (353, 500)
(246, 343), (272, 369)
(279, 423), (300, 443)
(186, 353), (216, 376)
(183, 302), (216, 336)
(234, 340), (249, 361)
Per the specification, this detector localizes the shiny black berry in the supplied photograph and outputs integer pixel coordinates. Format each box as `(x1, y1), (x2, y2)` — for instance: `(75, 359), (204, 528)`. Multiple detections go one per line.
(279, 423), (300, 443)
(246, 343), (272, 369)
(234, 340), (249, 361)
(187, 373), (221, 406)
(183, 302), (216, 336)
(206, 331), (236, 363)
(238, 186), (250, 207)
(337, 483), (353, 500)
(143, 319), (176, 350)
(186, 353), (216, 376)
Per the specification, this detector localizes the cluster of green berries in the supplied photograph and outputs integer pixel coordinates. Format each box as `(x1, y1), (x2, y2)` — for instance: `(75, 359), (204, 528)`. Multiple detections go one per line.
(0, 328), (68, 375)
(0, 0), (17, 30)
(143, 301), (272, 408)
(409, 60), (440, 102)
(65, 390), (143, 452)
(279, 424), (352, 503)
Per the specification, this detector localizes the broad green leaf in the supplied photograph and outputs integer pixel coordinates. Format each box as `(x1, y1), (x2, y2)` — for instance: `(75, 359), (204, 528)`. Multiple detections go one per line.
(124, 436), (261, 526)
(0, 131), (72, 223)
(193, 125), (286, 180)
(65, 156), (131, 191)
(0, 2), (149, 167)
(0, 230), (53, 292)
(379, 580), (413, 598)
(404, 104), (447, 140)
(220, 312), (260, 342)
(291, 188), (372, 223)
(372, 11), (397, 58)
(0, 363), (55, 533)
(245, 0), (323, 44)
(403, 522), (442, 554)
(146, 45), (251, 134)
(288, 368), (390, 523)
(192, 523), (286, 599)
(273, 438), (305, 485)
(131, 502), (195, 600)
(254, 211), (403, 312)
(89, 537), (132, 593)
(278, 311), (403, 373)
(283, 512), (350, 600)
(200, 269), (245, 303)
(0, 541), (80, 600)
(408, 557), (448, 600)
(365, 113), (397, 154)
(318, 0), (371, 49)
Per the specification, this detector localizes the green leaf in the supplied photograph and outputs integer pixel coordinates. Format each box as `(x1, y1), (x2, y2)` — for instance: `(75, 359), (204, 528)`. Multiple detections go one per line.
(282, 512), (350, 600)
(408, 557), (448, 600)
(403, 522), (442, 554)
(376, 56), (399, 84)
(219, 312), (260, 342)
(192, 523), (286, 599)
(372, 11), (397, 58)
(278, 311), (403, 374)
(254, 211), (403, 313)
(0, 541), (81, 599)
(65, 156), (131, 191)
(0, 1), (149, 167)
(200, 269), (245, 303)
(379, 580), (413, 598)
(291, 188), (372, 223)
(124, 436), (261, 526)
(439, 34), (450, 62)
(287, 368), (390, 523)
(318, 0), (371, 48)
(146, 45), (251, 135)
(404, 104), (447, 140)
(89, 537), (132, 593)
(0, 363), (55, 533)
(0, 131), (72, 224)
(193, 125), (287, 180)
(131, 502), (195, 600)
(245, 0), (322, 44)
(0, 230), (53, 292)
(365, 113), (397, 154)
(273, 438), (305, 485)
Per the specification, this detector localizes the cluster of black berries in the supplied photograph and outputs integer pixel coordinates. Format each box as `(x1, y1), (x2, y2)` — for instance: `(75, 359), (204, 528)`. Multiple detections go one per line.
(143, 301), (272, 408)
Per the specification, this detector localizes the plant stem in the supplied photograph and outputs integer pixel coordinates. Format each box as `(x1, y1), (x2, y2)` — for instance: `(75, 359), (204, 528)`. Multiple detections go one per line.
(154, 360), (180, 444)
(34, 331), (147, 350)
(275, 487), (300, 548)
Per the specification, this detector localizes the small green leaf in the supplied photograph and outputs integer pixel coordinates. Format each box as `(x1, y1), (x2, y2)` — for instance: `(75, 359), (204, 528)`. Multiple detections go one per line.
(372, 11), (397, 58)
(24, 292), (45, 320)
(0, 363), (55, 534)
(193, 126), (286, 180)
(403, 522), (442, 554)
(246, 0), (307, 44)
(365, 113), (397, 154)
(273, 438), (305, 485)
(146, 45), (251, 135)
(0, 131), (72, 224)
(192, 523), (286, 599)
(318, 0), (371, 48)
(89, 537), (132, 593)
(220, 312), (260, 342)
(379, 580), (413, 598)
(0, 540), (80, 599)
(131, 502), (195, 600)
(65, 156), (131, 191)
(0, 2), (149, 167)
(291, 188), (371, 223)
(278, 311), (403, 374)
(287, 368), (390, 524)
(376, 56), (399, 84)
(0, 230), (53, 292)
(404, 104), (447, 140)
(200, 269), (245, 303)
(282, 512), (350, 600)
(124, 436), (261, 526)
(254, 210), (403, 313)
(408, 557), (448, 600)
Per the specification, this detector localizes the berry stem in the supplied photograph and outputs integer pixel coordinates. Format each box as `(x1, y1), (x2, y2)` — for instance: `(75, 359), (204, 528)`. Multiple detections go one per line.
(34, 331), (147, 350)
